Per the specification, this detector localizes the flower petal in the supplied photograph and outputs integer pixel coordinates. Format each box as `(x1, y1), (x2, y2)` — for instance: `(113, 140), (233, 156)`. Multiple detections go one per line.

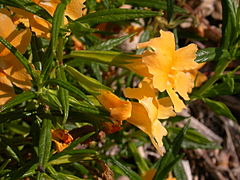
(0, 72), (15, 106)
(65, 0), (86, 20)
(0, 10), (16, 39)
(124, 56), (151, 77)
(174, 72), (192, 100)
(127, 102), (167, 154)
(158, 97), (176, 119)
(166, 86), (186, 112)
(1, 28), (32, 90)
(138, 30), (175, 54)
(173, 43), (198, 70)
(123, 79), (156, 100)
(97, 90), (132, 122)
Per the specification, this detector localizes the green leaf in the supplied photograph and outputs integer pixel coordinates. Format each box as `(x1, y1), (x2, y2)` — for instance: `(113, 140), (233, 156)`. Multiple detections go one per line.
(203, 98), (236, 121)
(68, 21), (94, 36)
(173, 160), (187, 180)
(0, 36), (35, 79)
(0, 0), (52, 22)
(125, 0), (186, 13)
(0, 110), (35, 123)
(195, 47), (231, 63)
(221, 0), (237, 48)
(168, 127), (221, 149)
(89, 34), (135, 51)
(65, 50), (138, 66)
(65, 65), (112, 95)
(128, 142), (149, 175)
(167, 0), (174, 21)
(223, 74), (235, 93)
(110, 157), (142, 180)
(40, 43), (54, 82)
(153, 123), (189, 180)
(38, 119), (52, 169)
(1, 91), (36, 111)
(171, 121), (190, 155)
(49, 149), (98, 165)
(69, 96), (100, 114)
(40, 89), (63, 111)
(204, 82), (240, 97)
(8, 159), (38, 180)
(77, 8), (161, 26)
(31, 33), (44, 70)
(56, 66), (69, 124)
(46, 79), (92, 105)
(51, 2), (67, 52)
(154, 154), (184, 180)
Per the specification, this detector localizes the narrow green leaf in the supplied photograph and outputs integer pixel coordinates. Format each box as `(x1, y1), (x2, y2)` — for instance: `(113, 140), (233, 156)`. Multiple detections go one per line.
(51, 2), (67, 52)
(0, 159), (11, 171)
(172, 121), (190, 155)
(0, 37), (35, 79)
(65, 65), (112, 95)
(68, 21), (94, 36)
(223, 74), (235, 93)
(0, 110), (35, 123)
(65, 50), (138, 66)
(31, 33), (44, 70)
(0, 0), (52, 22)
(56, 66), (69, 124)
(40, 89), (63, 111)
(203, 98), (237, 121)
(40, 46), (54, 82)
(110, 157), (142, 180)
(168, 127), (221, 149)
(38, 119), (52, 169)
(167, 0), (174, 21)
(9, 159), (38, 180)
(77, 9), (161, 26)
(128, 142), (149, 175)
(125, 0), (186, 13)
(49, 150), (98, 165)
(221, 0), (237, 48)
(89, 34), (135, 51)
(153, 154), (184, 180)
(49, 152), (96, 165)
(69, 95), (100, 114)
(1, 91), (36, 111)
(173, 160), (188, 180)
(46, 79), (92, 105)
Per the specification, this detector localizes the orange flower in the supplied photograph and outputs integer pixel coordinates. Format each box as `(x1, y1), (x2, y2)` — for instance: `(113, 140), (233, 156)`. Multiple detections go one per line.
(51, 129), (74, 152)
(12, 0), (85, 38)
(96, 90), (132, 125)
(97, 90), (167, 154)
(123, 78), (176, 119)
(0, 10), (32, 106)
(132, 30), (199, 112)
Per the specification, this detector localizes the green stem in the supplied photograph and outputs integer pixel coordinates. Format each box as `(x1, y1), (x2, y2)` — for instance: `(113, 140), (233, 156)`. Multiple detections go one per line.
(193, 59), (231, 97)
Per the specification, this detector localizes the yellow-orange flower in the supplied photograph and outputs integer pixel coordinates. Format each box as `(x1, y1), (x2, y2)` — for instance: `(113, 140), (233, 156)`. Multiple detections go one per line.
(0, 10), (32, 106)
(96, 90), (132, 125)
(131, 30), (199, 112)
(12, 0), (86, 38)
(51, 129), (74, 152)
(123, 78), (176, 119)
(97, 90), (168, 155)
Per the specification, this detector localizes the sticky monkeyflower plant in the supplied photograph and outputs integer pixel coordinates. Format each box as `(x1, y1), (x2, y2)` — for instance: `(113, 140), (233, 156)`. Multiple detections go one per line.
(0, 0), (239, 179)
